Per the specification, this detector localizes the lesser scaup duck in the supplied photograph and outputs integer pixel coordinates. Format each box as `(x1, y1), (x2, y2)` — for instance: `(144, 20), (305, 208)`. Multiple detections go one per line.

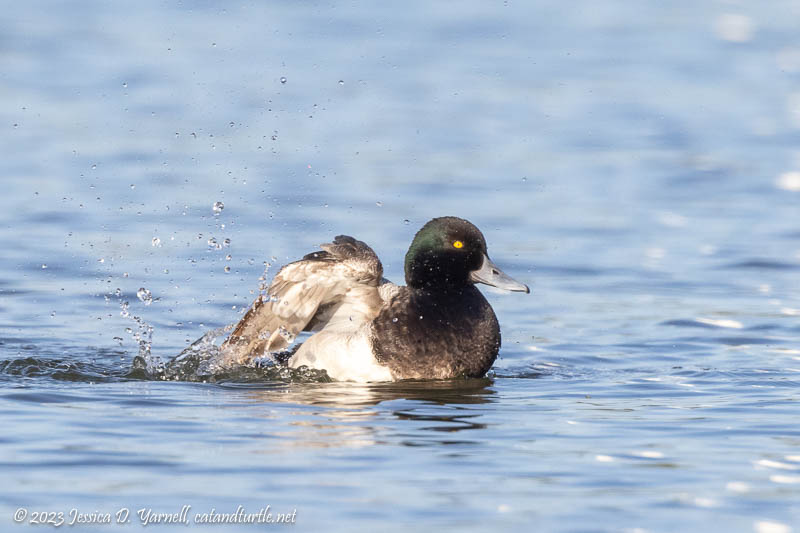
(221, 216), (529, 381)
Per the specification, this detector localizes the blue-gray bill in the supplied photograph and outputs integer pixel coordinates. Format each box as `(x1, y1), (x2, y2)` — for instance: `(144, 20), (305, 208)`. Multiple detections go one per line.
(469, 254), (530, 293)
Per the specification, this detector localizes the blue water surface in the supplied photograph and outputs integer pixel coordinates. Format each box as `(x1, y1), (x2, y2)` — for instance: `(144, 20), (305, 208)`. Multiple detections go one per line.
(1, 1), (799, 532)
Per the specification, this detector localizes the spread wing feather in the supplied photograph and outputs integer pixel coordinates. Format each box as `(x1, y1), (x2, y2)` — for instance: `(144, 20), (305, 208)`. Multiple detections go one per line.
(221, 235), (384, 364)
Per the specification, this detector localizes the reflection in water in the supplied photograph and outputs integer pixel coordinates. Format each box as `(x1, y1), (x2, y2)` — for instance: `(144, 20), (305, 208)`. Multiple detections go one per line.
(226, 379), (496, 450)
(232, 378), (496, 407)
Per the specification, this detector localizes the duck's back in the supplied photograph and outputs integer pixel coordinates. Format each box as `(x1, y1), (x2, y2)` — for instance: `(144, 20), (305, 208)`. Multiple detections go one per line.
(370, 286), (500, 380)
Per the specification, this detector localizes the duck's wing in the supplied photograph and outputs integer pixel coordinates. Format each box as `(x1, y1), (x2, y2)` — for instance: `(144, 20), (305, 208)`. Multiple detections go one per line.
(221, 235), (384, 364)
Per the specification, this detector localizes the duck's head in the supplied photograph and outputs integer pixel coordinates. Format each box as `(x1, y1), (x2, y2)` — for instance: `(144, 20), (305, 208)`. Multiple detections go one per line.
(404, 216), (529, 294)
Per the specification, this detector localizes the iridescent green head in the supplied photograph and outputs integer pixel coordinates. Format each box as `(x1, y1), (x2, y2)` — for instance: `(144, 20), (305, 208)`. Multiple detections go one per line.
(404, 217), (528, 293)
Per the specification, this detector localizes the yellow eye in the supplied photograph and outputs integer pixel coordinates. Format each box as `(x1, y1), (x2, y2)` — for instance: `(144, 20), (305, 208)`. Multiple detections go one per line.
(453, 240), (464, 249)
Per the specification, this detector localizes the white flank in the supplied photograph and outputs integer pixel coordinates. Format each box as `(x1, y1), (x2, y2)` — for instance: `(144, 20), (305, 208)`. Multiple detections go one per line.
(289, 326), (393, 382)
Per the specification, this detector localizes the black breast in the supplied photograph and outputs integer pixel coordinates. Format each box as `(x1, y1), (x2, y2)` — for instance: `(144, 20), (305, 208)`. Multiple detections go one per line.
(370, 286), (500, 379)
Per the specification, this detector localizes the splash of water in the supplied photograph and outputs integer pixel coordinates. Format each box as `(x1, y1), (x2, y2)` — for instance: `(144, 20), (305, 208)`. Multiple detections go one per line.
(119, 262), (329, 383)
(127, 322), (329, 383)
(131, 324), (233, 380)
(120, 299), (155, 367)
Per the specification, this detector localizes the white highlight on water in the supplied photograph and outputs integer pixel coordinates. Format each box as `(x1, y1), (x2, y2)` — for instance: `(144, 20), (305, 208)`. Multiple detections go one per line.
(754, 521), (792, 533)
(713, 14), (754, 43)
(754, 459), (798, 471)
(776, 171), (800, 192)
(770, 475), (800, 484)
(633, 450), (664, 459)
(696, 317), (744, 329)
(725, 481), (750, 493)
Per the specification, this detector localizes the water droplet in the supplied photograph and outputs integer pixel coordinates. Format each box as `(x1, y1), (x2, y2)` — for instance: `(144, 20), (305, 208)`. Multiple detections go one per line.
(225, 254), (232, 261)
(223, 238), (231, 247)
(137, 287), (153, 305)
(130, 184), (135, 189)
(376, 201), (383, 207)
(91, 164), (97, 170)
(403, 219), (410, 225)
(392, 317), (398, 323)
(212, 201), (224, 213)
(280, 77), (287, 84)
(338, 80), (345, 85)
(224, 266), (231, 273)
(207, 237), (218, 248)
(41, 264), (47, 269)
(151, 237), (161, 247)
(123, 272), (129, 278)
(277, 326), (295, 343)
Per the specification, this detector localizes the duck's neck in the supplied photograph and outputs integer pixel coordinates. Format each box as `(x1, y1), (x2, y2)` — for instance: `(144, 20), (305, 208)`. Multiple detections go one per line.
(411, 284), (475, 300)
(407, 285), (491, 318)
